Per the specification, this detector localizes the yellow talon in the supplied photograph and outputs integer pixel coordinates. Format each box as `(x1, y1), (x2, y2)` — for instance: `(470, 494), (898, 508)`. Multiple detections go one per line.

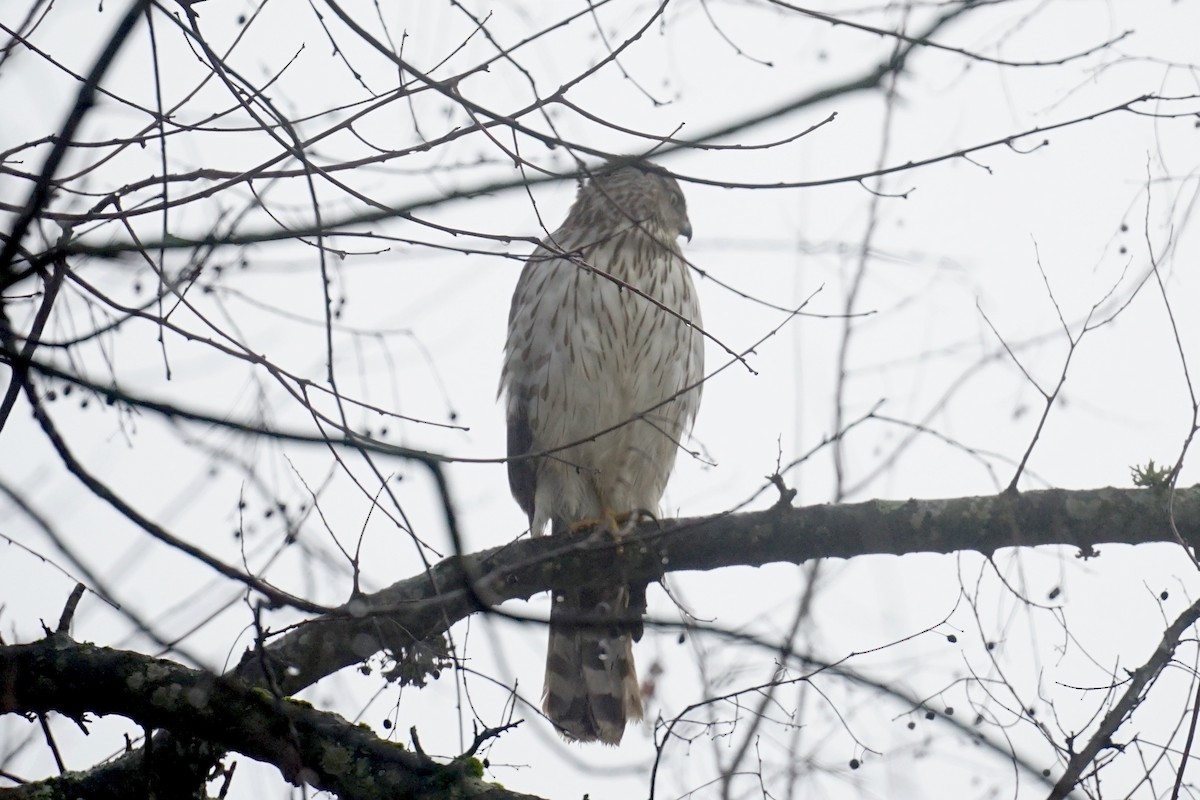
(568, 510), (623, 535)
(567, 509), (654, 536)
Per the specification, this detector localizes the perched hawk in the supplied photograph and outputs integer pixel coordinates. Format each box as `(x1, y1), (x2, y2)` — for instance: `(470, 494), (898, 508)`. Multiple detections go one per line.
(499, 162), (704, 744)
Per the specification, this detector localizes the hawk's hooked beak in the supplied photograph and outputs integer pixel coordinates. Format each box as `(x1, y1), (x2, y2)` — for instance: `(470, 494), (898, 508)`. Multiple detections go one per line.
(680, 219), (693, 242)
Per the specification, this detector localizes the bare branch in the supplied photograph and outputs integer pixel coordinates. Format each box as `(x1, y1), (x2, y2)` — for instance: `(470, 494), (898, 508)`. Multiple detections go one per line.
(1048, 595), (1200, 800)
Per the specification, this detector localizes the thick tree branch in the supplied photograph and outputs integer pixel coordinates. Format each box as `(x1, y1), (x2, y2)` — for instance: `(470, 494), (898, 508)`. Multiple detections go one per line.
(6, 486), (1197, 797)
(247, 485), (1200, 695)
(0, 635), (542, 800)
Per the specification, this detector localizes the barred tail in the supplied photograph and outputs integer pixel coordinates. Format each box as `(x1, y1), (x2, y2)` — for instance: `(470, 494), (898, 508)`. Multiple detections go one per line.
(542, 585), (642, 745)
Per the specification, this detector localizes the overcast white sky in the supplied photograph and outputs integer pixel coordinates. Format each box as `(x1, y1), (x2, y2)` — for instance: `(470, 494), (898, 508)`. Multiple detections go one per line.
(2, 2), (1200, 798)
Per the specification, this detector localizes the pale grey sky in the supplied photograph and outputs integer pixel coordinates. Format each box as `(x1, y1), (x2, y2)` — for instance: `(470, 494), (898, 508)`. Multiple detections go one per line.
(2, 2), (1198, 798)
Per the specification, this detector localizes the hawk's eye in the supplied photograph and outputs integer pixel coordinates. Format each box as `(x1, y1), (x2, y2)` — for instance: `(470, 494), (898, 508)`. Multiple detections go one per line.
(669, 192), (683, 209)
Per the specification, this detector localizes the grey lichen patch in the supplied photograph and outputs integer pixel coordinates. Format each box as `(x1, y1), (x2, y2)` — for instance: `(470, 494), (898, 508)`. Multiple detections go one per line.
(144, 663), (172, 682)
(320, 742), (354, 776)
(352, 633), (380, 658)
(315, 741), (388, 794)
(150, 682), (184, 708)
(1064, 492), (1099, 521)
(908, 505), (932, 530)
(185, 686), (210, 709)
(126, 671), (146, 691)
(9, 782), (57, 800)
(910, 497), (952, 528)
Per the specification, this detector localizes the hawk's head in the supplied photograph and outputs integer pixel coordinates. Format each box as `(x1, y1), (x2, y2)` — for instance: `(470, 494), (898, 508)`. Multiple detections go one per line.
(575, 161), (693, 243)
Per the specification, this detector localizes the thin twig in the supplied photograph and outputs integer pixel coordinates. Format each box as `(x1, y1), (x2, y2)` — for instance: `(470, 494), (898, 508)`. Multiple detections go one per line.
(1048, 596), (1200, 799)
(55, 583), (86, 635)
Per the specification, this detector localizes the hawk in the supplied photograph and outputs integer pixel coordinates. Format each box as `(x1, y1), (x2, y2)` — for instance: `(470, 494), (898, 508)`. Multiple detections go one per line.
(499, 162), (704, 744)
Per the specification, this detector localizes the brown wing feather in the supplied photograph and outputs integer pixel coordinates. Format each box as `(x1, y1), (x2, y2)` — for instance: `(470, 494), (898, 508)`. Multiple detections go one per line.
(506, 397), (537, 525)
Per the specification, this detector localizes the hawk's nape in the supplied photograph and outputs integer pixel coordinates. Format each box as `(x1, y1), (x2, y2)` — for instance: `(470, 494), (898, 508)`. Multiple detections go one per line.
(498, 162), (704, 744)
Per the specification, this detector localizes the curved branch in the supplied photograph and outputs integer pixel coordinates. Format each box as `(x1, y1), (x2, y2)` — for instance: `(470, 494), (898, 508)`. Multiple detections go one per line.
(0, 635), (543, 800)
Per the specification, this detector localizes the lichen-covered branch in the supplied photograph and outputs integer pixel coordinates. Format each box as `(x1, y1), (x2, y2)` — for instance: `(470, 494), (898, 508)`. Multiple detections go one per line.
(0, 635), (543, 800)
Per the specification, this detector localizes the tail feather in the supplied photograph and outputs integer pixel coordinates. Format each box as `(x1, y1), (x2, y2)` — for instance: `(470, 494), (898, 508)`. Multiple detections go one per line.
(543, 585), (642, 744)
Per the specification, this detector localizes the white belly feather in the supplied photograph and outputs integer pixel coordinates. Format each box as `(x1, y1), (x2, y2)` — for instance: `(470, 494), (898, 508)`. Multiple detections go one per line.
(502, 232), (703, 536)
